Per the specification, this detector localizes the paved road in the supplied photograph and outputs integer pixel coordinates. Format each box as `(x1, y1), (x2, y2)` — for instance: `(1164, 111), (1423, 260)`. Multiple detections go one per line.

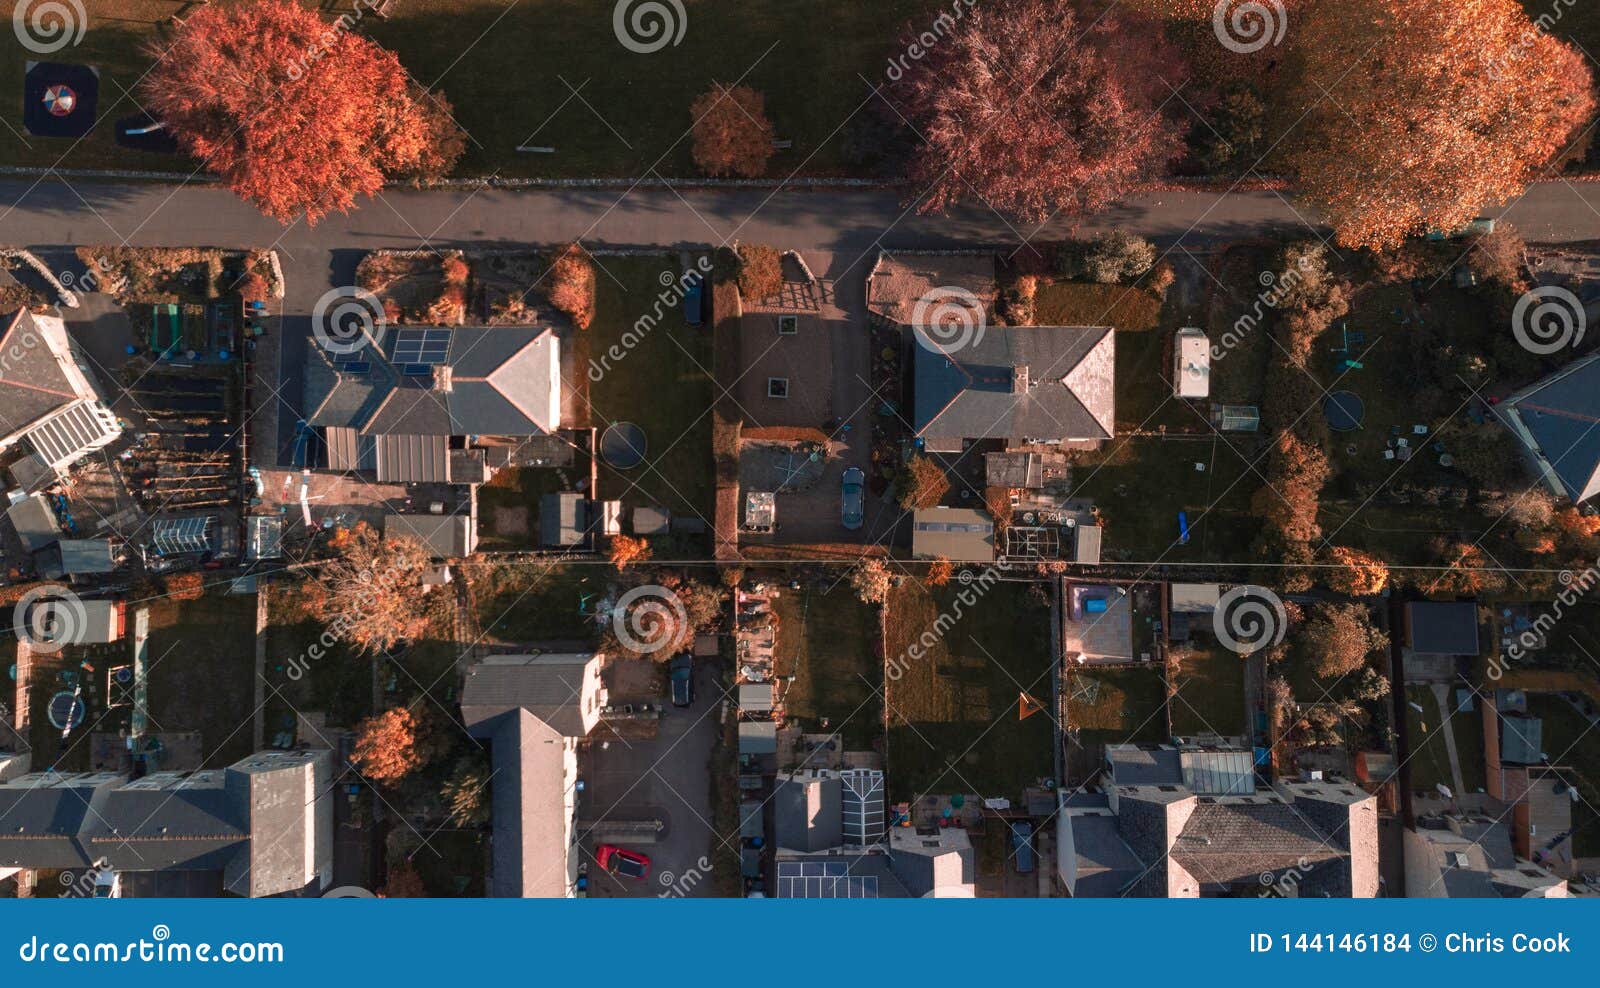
(7, 178), (1600, 258)
(9, 175), (1600, 465)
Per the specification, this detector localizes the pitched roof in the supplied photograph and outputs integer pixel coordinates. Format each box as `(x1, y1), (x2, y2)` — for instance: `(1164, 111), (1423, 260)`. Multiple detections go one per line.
(304, 325), (560, 442)
(461, 654), (597, 739)
(1172, 800), (1338, 886)
(0, 310), (85, 439)
(914, 326), (1114, 445)
(1501, 353), (1600, 502)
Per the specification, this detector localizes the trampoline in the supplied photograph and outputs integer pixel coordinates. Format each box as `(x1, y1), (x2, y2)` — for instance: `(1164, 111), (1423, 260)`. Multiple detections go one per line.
(600, 422), (648, 469)
(1324, 390), (1366, 432)
(47, 691), (85, 732)
(23, 62), (99, 138)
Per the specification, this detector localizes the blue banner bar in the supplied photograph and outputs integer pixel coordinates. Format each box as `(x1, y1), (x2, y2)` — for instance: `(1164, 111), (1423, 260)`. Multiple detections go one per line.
(1, 899), (1595, 985)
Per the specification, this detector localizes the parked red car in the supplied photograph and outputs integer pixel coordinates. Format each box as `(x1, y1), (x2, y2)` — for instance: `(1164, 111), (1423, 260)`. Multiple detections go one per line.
(596, 845), (651, 880)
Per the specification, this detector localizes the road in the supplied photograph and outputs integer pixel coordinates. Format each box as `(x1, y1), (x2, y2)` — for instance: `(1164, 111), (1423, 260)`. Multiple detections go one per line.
(9, 175), (1600, 465)
(7, 178), (1600, 257)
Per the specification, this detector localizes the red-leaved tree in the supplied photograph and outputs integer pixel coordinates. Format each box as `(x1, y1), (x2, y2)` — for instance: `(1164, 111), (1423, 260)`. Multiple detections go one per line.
(690, 84), (775, 178)
(142, 0), (464, 224)
(894, 0), (1184, 221)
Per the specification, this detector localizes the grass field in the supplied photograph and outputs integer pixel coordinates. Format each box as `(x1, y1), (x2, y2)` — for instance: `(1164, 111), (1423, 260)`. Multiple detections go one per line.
(1169, 641), (1248, 737)
(142, 592), (262, 767)
(1403, 686), (1485, 797)
(1525, 694), (1600, 857)
(0, 0), (943, 177)
(1065, 664), (1169, 747)
(884, 579), (1055, 802)
(586, 255), (715, 523)
(771, 580), (882, 749)
(468, 561), (604, 643)
(1067, 435), (1263, 564)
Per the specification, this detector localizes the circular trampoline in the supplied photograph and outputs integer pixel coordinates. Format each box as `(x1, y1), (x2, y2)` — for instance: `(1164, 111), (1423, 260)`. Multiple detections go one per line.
(1324, 390), (1366, 432)
(600, 422), (648, 469)
(47, 691), (85, 732)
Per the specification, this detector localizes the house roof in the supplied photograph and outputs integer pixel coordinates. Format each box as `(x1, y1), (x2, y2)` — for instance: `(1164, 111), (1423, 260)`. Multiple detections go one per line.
(374, 433), (450, 483)
(6, 492), (60, 552)
(774, 771), (843, 852)
(483, 709), (569, 898)
(1500, 352), (1600, 502)
(305, 325), (560, 442)
(384, 510), (476, 559)
(0, 310), (90, 442)
(1068, 812), (1145, 897)
(461, 653), (597, 739)
(1407, 601), (1480, 656)
(911, 507), (995, 562)
(1173, 800), (1339, 887)
(914, 326), (1114, 446)
(540, 492), (587, 547)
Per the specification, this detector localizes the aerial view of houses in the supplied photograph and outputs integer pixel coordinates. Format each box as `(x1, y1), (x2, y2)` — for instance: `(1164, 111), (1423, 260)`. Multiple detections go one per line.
(5, 0), (1600, 921)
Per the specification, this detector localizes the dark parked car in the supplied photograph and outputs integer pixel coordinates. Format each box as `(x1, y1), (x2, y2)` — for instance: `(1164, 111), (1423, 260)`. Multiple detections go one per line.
(682, 271), (705, 326)
(670, 654), (694, 707)
(841, 467), (865, 530)
(1010, 821), (1035, 874)
(596, 845), (651, 880)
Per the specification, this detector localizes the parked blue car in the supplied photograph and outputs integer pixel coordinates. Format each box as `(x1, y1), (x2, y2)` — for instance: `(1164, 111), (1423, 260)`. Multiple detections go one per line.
(841, 467), (865, 530)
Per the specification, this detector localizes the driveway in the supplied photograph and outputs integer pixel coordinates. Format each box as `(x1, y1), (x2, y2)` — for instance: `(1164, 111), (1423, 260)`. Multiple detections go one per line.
(578, 659), (722, 898)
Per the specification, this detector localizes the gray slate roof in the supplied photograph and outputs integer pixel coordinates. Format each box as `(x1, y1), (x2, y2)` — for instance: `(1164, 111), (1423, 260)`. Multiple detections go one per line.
(462, 654), (595, 739)
(914, 326), (1114, 446)
(1501, 353), (1600, 502)
(1406, 601), (1480, 656)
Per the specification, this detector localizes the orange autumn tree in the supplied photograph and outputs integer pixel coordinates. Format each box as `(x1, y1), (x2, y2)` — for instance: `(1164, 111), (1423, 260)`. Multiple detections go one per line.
(1291, 0), (1594, 248)
(352, 706), (438, 784)
(609, 535), (653, 570)
(690, 84), (775, 178)
(142, 0), (464, 224)
(1324, 546), (1390, 597)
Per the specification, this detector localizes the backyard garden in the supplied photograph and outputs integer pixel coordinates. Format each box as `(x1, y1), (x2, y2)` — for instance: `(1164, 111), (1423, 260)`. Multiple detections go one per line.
(770, 577), (883, 750)
(884, 578), (1056, 802)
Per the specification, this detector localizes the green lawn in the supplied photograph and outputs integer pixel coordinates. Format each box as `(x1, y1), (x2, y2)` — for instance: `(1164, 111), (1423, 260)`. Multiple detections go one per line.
(1403, 686), (1485, 797)
(1525, 694), (1600, 857)
(586, 255), (715, 524)
(2, 0), (944, 177)
(468, 562), (605, 644)
(770, 581), (882, 750)
(1065, 665), (1169, 747)
(1169, 642), (1248, 737)
(143, 592), (263, 768)
(884, 579), (1056, 802)
(1067, 435), (1264, 564)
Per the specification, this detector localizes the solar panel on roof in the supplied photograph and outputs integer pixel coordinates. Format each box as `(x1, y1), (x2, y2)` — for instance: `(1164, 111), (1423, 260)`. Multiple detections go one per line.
(391, 328), (453, 365)
(402, 363), (433, 376)
(774, 860), (879, 898)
